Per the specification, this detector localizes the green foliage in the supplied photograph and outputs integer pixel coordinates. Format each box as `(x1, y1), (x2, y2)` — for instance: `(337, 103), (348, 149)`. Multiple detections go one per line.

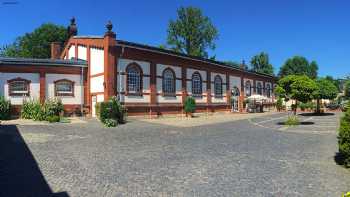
(278, 56), (318, 79)
(0, 96), (11, 120)
(184, 97), (196, 114)
(96, 96), (126, 127)
(298, 102), (307, 111)
(345, 80), (350, 99)
(276, 97), (283, 111)
(47, 115), (60, 123)
(250, 52), (274, 75)
(166, 6), (218, 58)
(21, 98), (63, 122)
(0, 23), (68, 58)
(285, 115), (299, 126)
(338, 107), (350, 167)
(21, 99), (45, 121)
(104, 119), (118, 127)
(314, 78), (338, 113)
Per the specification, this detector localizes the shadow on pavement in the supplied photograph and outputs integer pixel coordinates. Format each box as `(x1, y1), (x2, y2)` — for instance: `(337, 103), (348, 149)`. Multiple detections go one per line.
(334, 152), (346, 166)
(0, 125), (70, 197)
(277, 121), (315, 125)
(299, 112), (335, 117)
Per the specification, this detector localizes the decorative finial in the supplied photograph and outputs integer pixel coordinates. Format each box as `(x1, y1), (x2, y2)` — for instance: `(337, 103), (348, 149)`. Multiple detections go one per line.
(67, 17), (77, 37)
(106, 20), (113, 32)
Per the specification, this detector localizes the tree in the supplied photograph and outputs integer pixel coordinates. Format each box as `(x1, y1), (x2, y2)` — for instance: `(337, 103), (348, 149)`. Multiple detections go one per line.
(325, 75), (341, 92)
(276, 75), (317, 115)
(166, 6), (218, 58)
(278, 56), (318, 79)
(0, 23), (68, 58)
(313, 78), (338, 113)
(250, 52), (274, 75)
(345, 80), (350, 99)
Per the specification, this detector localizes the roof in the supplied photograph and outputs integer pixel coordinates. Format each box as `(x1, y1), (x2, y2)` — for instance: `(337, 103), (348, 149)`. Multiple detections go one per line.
(0, 57), (87, 67)
(116, 40), (276, 79)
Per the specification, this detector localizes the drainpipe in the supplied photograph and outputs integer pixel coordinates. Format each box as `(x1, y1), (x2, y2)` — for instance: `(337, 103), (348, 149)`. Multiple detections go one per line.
(118, 46), (125, 102)
(81, 66), (84, 116)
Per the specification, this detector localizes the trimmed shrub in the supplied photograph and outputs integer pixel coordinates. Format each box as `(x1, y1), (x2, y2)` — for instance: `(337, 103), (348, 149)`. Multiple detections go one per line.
(285, 115), (299, 126)
(298, 102), (307, 111)
(338, 107), (350, 167)
(0, 96), (11, 120)
(184, 97), (196, 115)
(96, 96), (126, 127)
(47, 115), (60, 123)
(43, 98), (64, 117)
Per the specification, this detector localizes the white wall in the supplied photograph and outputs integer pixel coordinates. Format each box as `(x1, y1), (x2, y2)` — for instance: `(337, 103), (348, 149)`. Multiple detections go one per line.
(90, 75), (104, 93)
(117, 58), (150, 103)
(0, 73), (40, 105)
(46, 74), (83, 105)
(186, 68), (207, 103)
(78, 45), (87, 60)
(68, 45), (75, 59)
(156, 64), (182, 103)
(90, 47), (104, 75)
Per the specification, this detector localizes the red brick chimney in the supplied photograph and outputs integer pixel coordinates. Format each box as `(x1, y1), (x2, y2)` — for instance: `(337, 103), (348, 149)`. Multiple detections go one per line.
(51, 42), (62, 59)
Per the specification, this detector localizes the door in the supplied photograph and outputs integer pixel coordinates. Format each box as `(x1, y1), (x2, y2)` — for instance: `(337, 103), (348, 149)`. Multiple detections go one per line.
(231, 87), (240, 112)
(91, 96), (97, 117)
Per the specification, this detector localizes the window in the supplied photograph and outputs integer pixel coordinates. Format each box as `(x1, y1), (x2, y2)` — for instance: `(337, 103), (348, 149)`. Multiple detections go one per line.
(126, 63), (142, 95)
(266, 84), (271, 98)
(257, 82), (262, 95)
(192, 72), (202, 97)
(55, 79), (74, 96)
(8, 78), (30, 96)
(162, 68), (176, 96)
(214, 75), (223, 98)
(245, 81), (251, 96)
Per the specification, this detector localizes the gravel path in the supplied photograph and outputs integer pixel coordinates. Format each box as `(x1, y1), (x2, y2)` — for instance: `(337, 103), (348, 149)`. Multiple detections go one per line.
(0, 112), (349, 196)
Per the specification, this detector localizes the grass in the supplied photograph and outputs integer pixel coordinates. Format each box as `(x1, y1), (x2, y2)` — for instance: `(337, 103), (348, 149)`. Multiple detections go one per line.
(285, 115), (300, 126)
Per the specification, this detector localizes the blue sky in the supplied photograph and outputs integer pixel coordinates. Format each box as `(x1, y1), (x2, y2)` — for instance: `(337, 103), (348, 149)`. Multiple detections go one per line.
(0, 0), (349, 78)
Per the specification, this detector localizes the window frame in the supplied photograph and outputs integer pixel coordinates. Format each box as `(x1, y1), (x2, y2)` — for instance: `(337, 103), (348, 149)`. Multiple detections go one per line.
(54, 79), (75, 97)
(245, 81), (251, 96)
(162, 67), (176, 97)
(266, 83), (271, 98)
(125, 63), (143, 96)
(7, 77), (31, 97)
(214, 75), (223, 98)
(191, 72), (203, 97)
(257, 82), (263, 95)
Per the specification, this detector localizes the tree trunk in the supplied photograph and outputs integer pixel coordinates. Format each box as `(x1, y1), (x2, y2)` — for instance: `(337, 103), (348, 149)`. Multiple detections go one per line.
(294, 100), (298, 115)
(316, 99), (320, 114)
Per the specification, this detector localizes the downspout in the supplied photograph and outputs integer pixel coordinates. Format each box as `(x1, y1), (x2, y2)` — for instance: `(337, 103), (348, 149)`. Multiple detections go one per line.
(118, 46), (125, 102)
(81, 66), (84, 116)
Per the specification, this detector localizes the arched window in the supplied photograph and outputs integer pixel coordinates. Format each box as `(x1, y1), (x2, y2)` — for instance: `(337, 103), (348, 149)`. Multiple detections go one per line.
(266, 83), (271, 98)
(126, 63), (142, 95)
(55, 79), (74, 96)
(214, 75), (223, 98)
(245, 81), (251, 96)
(162, 68), (176, 96)
(192, 72), (202, 97)
(8, 78), (30, 96)
(257, 82), (262, 95)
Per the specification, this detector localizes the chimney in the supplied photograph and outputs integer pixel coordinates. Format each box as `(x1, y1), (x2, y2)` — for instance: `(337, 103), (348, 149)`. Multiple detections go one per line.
(67, 17), (78, 38)
(240, 60), (246, 70)
(51, 42), (62, 59)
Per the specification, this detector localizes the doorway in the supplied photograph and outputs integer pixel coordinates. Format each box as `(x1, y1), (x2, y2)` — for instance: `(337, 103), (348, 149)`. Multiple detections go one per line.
(231, 87), (240, 112)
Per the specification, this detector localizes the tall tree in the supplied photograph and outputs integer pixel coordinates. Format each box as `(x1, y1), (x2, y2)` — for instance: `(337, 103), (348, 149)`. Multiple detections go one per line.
(275, 75), (317, 115)
(0, 23), (68, 58)
(166, 6), (218, 58)
(278, 56), (318, 79)
(345, 80), (350, 99)
(313, 78), (338, 113)
(250, 52), (274, 75)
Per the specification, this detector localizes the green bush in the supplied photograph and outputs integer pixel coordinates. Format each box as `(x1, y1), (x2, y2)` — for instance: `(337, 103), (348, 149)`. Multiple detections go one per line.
(21, 98), (63, 122)
(96, 96), (126, 127)
(184, 97), (196, 114)
(21, 99), (45, 121)
(276, 97), (283, 111)
(338, 107), (350, 167)
(0, 96), (11, 120)
(298, 102), (307, 111)
(47, 115), (60, 123)
(285, 115), (299, 126)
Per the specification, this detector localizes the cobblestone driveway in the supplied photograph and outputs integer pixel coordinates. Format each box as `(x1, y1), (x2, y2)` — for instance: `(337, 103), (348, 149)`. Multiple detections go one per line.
(1, 112), (349, 196)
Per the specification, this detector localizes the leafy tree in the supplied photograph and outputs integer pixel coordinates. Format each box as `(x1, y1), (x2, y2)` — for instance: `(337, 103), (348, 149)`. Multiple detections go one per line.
(276, 75), (317, 115)
(278, 56), (318, 79)
(345, 80), (350, 99)
(166, 6), (218, 58)
(0, 23), (68, 58)
(313, 78), (338, 113)
(250, 52), (274, 75)
(325, 75), (341, 92)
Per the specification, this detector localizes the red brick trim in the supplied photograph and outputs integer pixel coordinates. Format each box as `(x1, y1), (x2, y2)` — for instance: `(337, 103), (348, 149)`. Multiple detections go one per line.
(39, 72), (45, 103)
